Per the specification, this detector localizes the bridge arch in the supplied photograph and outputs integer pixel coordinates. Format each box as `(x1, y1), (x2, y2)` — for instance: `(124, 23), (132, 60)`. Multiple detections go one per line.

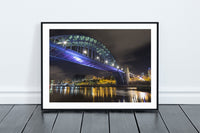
(50, 35), (116, 66)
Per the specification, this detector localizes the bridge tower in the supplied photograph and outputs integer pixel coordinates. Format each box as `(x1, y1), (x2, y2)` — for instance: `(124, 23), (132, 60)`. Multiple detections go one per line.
(125, 67), (130, 84)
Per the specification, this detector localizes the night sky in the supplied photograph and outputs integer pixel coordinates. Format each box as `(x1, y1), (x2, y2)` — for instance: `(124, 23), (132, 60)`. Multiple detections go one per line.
(50, 29), (151, 80)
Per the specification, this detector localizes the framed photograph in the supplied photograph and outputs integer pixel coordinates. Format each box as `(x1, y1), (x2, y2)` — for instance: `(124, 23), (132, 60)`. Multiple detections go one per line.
(41, 22), (158, 110)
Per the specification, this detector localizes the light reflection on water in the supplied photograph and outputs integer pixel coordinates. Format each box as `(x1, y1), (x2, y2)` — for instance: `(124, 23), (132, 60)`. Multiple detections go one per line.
(50, 86), (151, 102)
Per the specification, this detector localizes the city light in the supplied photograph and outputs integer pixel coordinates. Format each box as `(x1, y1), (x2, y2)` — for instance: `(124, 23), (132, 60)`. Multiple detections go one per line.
(83, 50), (87, 54)
(121, 68), (123, 71)
(140, 92), (146, 100)
(117, 66), (119, 69)
(105, 60), (108, 64)
(63, 41), (67, 45)
(112, 63), (114, 66)
(96, 56), (100, 60)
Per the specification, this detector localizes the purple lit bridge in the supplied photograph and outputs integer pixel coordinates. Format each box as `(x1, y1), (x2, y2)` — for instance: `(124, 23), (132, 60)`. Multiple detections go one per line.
(50, 35), (128, 85)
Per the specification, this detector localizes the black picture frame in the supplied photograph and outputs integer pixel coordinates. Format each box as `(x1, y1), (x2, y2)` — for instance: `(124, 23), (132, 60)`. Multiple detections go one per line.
(41, 22), (159, 111)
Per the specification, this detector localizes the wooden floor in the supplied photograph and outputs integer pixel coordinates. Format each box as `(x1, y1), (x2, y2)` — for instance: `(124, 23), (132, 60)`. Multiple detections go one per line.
(0, 105), (199, 133)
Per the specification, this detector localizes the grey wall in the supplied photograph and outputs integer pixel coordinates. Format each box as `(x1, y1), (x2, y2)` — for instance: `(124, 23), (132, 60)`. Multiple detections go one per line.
(0, 0), (199, 103)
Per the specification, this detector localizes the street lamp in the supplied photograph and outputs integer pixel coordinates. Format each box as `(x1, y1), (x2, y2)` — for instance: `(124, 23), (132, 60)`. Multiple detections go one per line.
(63, 41), (67, 45)
(96, 56), (100, 60)
(112, 63), (114, 66)
(83, 50), (87, 54)
(105, 60), (108, 64)
(121, 68), (123, 71)
(117, 66), (119, 69)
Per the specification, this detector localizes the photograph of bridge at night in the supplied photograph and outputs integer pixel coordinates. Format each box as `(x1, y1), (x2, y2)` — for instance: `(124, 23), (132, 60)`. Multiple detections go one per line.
(49, 29), (151, 103)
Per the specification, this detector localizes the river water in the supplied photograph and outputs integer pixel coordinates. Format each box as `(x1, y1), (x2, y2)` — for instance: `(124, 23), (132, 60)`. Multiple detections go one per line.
(50, 86), (151, 102)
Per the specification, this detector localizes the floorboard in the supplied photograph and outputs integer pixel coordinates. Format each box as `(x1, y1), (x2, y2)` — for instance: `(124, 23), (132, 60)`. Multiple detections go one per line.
(109, 112), (139, 133)
(81, 112), (109, 133)
(0, 105), (36, 133)
(22, 105), (57, 133)
(159, 105), (198, 133)
(135, 111), (169, 133)
(180, 105), (200, 132)
(52, 112), (82, 133)
(0, 104), (199, 133)
(0, 105), (13, 123)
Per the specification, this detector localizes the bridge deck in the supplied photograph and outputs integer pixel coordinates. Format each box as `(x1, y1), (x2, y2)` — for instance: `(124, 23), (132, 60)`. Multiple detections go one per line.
(0, 104), (199, 133)
(50, 43), (127, 85)
(50, 43), (124, 73)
